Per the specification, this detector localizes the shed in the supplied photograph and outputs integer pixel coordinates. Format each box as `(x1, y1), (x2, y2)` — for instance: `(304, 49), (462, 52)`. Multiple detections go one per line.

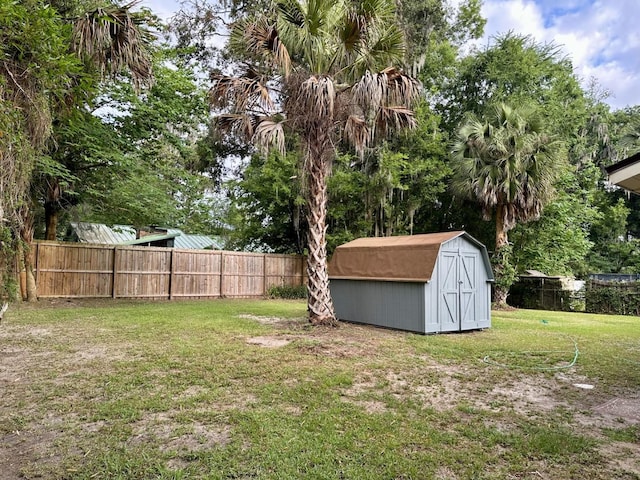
(328, 231), (494, 334)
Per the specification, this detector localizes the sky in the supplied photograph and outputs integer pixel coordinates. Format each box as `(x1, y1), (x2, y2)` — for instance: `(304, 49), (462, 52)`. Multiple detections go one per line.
(141, 0), (640, 110)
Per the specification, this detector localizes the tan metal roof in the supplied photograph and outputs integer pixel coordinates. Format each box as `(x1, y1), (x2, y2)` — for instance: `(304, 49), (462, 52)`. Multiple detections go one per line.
(329, 231), (470, 282)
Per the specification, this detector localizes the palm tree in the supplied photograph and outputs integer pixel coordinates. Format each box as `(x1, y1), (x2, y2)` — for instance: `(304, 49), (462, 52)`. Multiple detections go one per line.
(451, 103), (563, 307)
(211, 0), (420, 325)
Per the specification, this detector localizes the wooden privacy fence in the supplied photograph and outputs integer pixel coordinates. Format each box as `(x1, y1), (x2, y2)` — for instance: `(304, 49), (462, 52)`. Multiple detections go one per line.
(31, 241), (306, 299)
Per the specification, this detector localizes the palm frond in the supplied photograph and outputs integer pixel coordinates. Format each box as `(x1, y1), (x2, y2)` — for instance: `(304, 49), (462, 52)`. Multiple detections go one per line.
(340, 13), (364, 54)
(352, 68), (420, 111)
(381, 67), (421, 106)
(344, 115), (370, 156)
(240, 17), (291, 77)
(253, 118), (286, 155)
(72, 2), (153, 87)
(215, 113), (257, 140)
(363, 25), (405, 70)
(210, 75), (274, 113)
(300, 76), (335, 118)
(376, 106), (416, 135)
(277, 0), (305, 27)
(352, 71), (385, 110)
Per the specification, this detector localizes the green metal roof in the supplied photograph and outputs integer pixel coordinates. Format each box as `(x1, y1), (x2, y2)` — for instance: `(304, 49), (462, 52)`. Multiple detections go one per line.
(69, 222), (225, 250)
(121, 233), (179, 245)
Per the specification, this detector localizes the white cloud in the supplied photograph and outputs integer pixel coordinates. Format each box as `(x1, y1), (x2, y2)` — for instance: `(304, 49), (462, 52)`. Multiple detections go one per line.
(479, 0), (640, 110)
(482, 0), (546, 40)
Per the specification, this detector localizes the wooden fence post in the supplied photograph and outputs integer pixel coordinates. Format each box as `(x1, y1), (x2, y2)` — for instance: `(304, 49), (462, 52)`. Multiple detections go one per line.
(169, 249), (175, 300)
(263, 254), (268, 295)
(34, 242), (40, 286)
(219, 251), (224, 298)
(112, 247), (118, 299)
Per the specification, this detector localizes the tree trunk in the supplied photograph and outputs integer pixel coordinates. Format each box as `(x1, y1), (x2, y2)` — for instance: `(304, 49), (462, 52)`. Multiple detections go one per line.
(44, 201), (59, 241)
(304, 129), (337, 326)
(493, 204), (510, 308)
(493, 274), (509, 307)
(44, 179), (61, 241)
(20, 208), (37, 302)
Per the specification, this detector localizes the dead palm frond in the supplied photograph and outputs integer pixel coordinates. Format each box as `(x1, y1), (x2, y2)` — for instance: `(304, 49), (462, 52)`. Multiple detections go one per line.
(72, 1), (153, 87)
(210, 75), (274, 113)
(382, 67), (421, 105)
(215, 113), (257, 140)
(254, 118), (286, 155)
(344, 114), (370, 156)
(376, 106), (416, 135)
(352, 70), (386, 111)
(234, 17), (291, 77)
(300, 76), (335, 119)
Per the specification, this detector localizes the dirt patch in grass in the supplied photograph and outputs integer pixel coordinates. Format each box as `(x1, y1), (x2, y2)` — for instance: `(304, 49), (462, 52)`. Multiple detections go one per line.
(246, 336), (292, 348)
(599, 441), (640, 477)
(130, 412), (232, 453)
(0, 430), (61, 480)
(295, 338), (371, 358)
(238, 314), (309, 331)
(593, 397), (640, 424)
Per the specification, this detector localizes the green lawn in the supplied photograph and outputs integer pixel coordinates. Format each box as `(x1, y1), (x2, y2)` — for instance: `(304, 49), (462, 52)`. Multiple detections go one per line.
(1, 300), (639, 479)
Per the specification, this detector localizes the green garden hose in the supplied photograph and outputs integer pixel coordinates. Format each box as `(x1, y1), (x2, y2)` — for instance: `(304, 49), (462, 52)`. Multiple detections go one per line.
(482, 335), (580, 371)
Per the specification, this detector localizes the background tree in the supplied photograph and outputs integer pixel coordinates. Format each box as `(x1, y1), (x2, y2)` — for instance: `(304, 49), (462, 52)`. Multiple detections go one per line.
(451, 103), (563, 306)
(226, 149), (306, 253)
(1, 0), (155, 301)
(510, 170), (596, 277)
(427, 32), (610, 286)
(1, 0), (83, 303)
(328, 103), (449, 244)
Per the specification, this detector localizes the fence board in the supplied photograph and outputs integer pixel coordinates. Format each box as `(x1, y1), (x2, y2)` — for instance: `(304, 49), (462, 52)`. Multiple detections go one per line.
(36, 243), (114, 297)
(32, 241), (306, 300)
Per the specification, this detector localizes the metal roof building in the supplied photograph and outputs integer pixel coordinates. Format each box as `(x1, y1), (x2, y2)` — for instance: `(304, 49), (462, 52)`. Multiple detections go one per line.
(68, 223), (224, 250)
(328, 231), (493, 334)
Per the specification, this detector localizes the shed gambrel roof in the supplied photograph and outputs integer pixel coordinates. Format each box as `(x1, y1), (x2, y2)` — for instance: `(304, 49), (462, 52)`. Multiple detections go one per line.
(328, 231), (494, 283)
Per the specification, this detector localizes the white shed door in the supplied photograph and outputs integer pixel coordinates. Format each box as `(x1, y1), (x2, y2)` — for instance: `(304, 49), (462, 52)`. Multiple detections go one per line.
(439, 250), (478, 332)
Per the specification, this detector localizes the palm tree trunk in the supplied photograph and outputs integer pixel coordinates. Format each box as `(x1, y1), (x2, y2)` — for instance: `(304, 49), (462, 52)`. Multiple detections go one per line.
(495, 205), (509, 251)
(493, 205), (510, 308)
(304, 129), (337, 326)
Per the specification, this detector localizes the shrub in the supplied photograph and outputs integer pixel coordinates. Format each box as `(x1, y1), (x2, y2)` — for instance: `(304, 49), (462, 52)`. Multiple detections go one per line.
(586, 281), (640, 315)
(267, 284), (307, 299)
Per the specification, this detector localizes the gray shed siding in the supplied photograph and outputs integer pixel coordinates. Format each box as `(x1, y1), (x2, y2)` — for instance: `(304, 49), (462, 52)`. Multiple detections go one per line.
(330, 233), (492, 334)
(330, 280), (426, 333)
